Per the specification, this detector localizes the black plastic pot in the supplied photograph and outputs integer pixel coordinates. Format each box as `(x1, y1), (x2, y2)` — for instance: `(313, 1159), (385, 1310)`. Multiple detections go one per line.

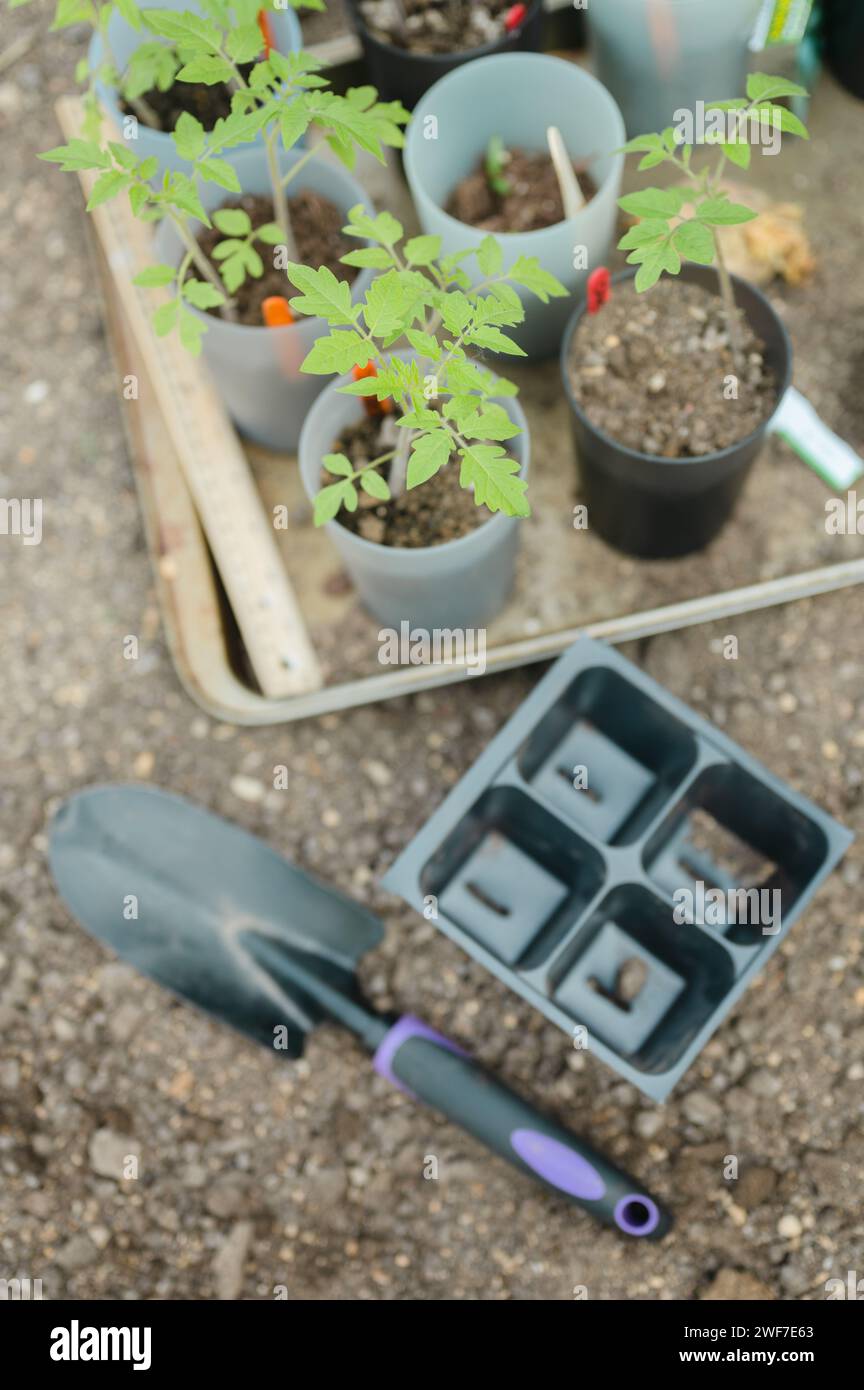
(823, 0), (864, 100)
(559, 265), (793, 560)
(345, 0), (544, 109)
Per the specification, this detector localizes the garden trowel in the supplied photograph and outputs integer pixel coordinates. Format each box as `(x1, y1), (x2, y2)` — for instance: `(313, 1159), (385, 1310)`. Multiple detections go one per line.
(48, 785), (670, 1238)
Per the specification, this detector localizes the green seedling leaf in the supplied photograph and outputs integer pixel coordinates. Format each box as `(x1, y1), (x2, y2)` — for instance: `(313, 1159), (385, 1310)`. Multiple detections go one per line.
(671, 219), (715, 264)
(339, 376), (391, 398)
(173, 111), (206, 161)
(198, 158), (243, 192)
(459, 443), (529, 517)
(618, 218), (669, 250)
(637, 150), (667, 170)
(405, 329), (441, 361)
(218, 253), (249, 293)
(183, 279), (225, 309)
(404, 234), (441, 267)
(227, 22), (265, 63)
(397, 408), (441, 430)
(696, 196), (757, 225)
(634, 240), (681, 291)
(255, 222), (284, 246)
(108, 141), (139, 172)
(211, 237), (244, 260)
(340, 247), (394, 270)
(87, 169), (130, 209)
(476, 234), (503, 279)
(280, 106), (311, 150)
(213, 207), (252, 236)
(485, 134), (511, 197)
(720, 139), (751, 170)
(314, 480), (356, 525)
(176, 56), (235, 86)
(407, 431), (451, 490)
(345, 86), (377, 111)
(343, 206), (403, 247)
(168, 174), (209, 224)
(50, 0), (93, 30)
(484, 282), (523, 324)
(141, 8), (219, 47)
(438, 290), (474, 337)
(746, 72), (808, 104)
(133, 264), (176, 288)
(459, 404), (521, 442)
(618, 133), (664, 154)
(467, 325), (526, 356)
(618, 186), (686, 219)
(323, 453), (353, 477)
(755, 103), (810, 140)
(327, 132), (356, 170)
(179, 308), (206, 358)
(301, 331), (374, 375)
(362, 269), (409, 338)
(359, 470), (391, 501)
(508, 256), (567, 302)
(124, 40), (180, 99)
(114, 0), (142, 25)
(152, 297), (179, 336)
(212, 106), (273, 150)
(446, 359), (495, 395)
(129, 183), (152, 217)
(39, 138), (111, 172)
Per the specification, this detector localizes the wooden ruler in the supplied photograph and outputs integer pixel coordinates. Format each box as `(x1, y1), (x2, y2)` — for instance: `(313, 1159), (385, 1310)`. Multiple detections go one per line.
(56, 97), (321, 701)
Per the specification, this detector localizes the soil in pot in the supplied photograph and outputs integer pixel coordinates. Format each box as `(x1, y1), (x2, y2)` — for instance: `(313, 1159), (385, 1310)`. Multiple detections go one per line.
(359, 0), (519, 54)
(325, 412), (494, 547)
(195, 193), (358, 326)
(446, 148), (597, 233)
(120, 61), (257, 133)
(567, 278), (777, 457)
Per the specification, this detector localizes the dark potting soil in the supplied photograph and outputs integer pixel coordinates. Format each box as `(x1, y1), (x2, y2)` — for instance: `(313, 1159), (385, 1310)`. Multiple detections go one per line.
(326, 413), (493, 548)
(567, 279), (777, 458)
(446, 148), (597, 233)
(196, 193), (358, 327)
(120, 62), (256, 133)
(359, 0), (518, 54)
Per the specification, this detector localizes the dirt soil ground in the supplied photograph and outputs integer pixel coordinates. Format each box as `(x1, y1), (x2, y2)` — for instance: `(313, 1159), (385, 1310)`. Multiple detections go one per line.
(1, 8), (863, 1301)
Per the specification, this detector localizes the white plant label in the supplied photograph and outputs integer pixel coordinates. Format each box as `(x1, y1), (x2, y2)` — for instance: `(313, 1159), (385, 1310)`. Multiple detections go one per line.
(770, 387), (864, 490)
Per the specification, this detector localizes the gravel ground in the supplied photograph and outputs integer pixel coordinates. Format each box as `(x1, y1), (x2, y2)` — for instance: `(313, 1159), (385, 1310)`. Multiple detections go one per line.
(1, 8), (863, 1302)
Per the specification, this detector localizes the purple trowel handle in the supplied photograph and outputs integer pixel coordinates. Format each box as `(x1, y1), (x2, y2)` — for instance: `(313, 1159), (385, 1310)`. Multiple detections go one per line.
(374, 1015), (669, 1238)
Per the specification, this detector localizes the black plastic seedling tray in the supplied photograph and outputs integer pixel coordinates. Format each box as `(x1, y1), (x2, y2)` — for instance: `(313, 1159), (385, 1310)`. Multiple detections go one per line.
(384, 638), (854, 1101)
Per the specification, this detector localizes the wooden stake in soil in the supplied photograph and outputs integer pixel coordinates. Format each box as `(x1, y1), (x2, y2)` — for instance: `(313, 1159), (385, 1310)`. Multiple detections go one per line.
(546, 126), (585, 218)
(55, 96), (321, 701)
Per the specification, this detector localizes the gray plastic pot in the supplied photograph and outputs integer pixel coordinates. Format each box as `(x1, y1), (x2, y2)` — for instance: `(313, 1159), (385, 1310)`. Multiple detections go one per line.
(89, 0), (301, 173)
(154, 144), (375, 453)
(404, 53), (625, 361)
(587, 0), (762, 138)
(298, 353), (531, 631)
(560, 265), (793, 559)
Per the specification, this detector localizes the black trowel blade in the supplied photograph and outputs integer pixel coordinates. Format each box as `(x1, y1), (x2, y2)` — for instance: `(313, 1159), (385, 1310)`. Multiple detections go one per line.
(48, 786), (384, 1056)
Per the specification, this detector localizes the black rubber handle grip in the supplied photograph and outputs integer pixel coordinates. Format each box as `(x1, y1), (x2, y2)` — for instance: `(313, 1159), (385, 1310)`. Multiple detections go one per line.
(374, 1015), (671, 1238)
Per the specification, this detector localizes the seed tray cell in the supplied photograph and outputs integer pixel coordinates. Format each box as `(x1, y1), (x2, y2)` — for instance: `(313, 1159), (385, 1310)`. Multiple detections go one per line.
(384, 637), (853, 1100)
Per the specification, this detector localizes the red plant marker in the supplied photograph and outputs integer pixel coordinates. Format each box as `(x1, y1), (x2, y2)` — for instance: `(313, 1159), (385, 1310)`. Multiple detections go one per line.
(353, 361), (393, 417)
(587, 266), (611, 314)
(504, 3), (528, 33)
(262, 296), (294, 327)
(258, 9), (275, 56)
